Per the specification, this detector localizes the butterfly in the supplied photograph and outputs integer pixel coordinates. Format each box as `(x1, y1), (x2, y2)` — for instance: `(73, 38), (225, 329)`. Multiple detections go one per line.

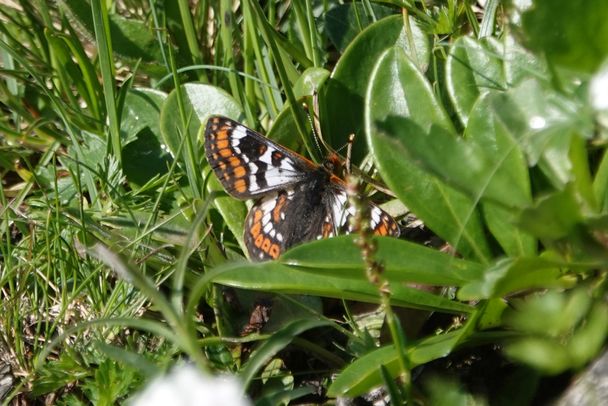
(204, 116), (400, 261)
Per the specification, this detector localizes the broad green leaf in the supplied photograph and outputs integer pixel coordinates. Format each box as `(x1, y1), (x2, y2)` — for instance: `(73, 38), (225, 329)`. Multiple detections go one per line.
(323, 3), (397, 53)
(122, 128), (173, 187)
(328, 346), (397, 398)
(483, 202), (536, 257)
(466, 92), (530, 185)
(366, 46), (491, 262)
(517, 185), (584, 240)
(121, 89), (172, 187)
(505, 290), (591, 337)
(504, 290), (608, 374)
(367, 47), (454, 132)
(458, 258), (566, 300)
(321, 15), (429, 161)
(466, 92), (535, 256)
(267, 103), (311, 151)
(505, 337), (572, 375)
(376, 115), (532, 209)
(281, 236), (484, 286)
(488, 79), (593, 189)
(328, 331), (461, 397)
(568, 301), (608, 367)
(477, 298), (508, 330)
(446, 36), (506, 125)
(121, 88), (167, 146)
(210, 261), (472, 314)
(160, 83), (243, 158)
(521, 0), (608, 73)
(293, 67), (330, 98)
(369, 129), (491, 262)
(503, 34), (548, 86)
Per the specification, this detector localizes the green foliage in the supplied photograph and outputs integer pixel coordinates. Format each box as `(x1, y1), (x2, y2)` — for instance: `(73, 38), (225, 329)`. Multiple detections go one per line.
(521, 0), (608, 73)
(504, 288), (608, 374)
(367, 45), (491, 261)
(1, 0), (607, 404)
(322, 14), (430, 161)
(323, 3), (397, 53)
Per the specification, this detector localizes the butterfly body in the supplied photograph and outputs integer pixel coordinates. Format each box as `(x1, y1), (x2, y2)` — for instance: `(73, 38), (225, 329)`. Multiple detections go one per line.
(204, 116), (399, 261)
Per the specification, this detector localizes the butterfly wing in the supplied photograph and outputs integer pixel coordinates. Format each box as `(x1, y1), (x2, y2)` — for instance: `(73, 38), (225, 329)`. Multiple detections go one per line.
(204, 116), (316, 199)
(206, 116), (400, 261)
(244, 185), (400, 261)
(326, 186), (400, 239)
(244, 184), (333, 261)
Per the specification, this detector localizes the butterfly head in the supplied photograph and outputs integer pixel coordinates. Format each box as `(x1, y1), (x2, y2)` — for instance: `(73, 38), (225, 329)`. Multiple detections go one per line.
(322, 152), (344, 177)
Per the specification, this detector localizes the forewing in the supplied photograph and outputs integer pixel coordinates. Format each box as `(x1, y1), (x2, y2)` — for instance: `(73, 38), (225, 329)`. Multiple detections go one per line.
(204, 116), (316, 199)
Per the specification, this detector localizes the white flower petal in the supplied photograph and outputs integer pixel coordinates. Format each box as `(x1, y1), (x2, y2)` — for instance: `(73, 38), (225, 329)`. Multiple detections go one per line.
(590, 67), (608, 111)
(131, 364), (251, 406)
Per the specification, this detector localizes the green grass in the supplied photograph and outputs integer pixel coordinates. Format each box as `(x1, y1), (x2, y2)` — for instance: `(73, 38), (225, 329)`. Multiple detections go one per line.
(1, 0), (608, 404)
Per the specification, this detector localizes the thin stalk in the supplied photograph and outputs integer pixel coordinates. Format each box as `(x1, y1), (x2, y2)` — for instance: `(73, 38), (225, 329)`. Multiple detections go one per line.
(479, 0), (499, 38)
(304, 0), (321, 67)
(292, 0), (315, 66)
(242, 0), (282, 118)
(242, 5), (258, 119)
(177, 0), (207, 82)
(90, 0), (121, 164)
(247, 0), (316, 161)
(148, 0), (170, 71)
(347, 175), (412, 402)
(219, 0), (254, 124)
(167, 40), (202, 200)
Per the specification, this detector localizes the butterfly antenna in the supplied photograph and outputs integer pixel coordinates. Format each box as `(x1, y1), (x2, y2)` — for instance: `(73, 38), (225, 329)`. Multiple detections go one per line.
(345, 133), (355, 175)
(304, 97), (396, 198)
(303, 101), (325, 158)
(313, 91), (338, 153)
